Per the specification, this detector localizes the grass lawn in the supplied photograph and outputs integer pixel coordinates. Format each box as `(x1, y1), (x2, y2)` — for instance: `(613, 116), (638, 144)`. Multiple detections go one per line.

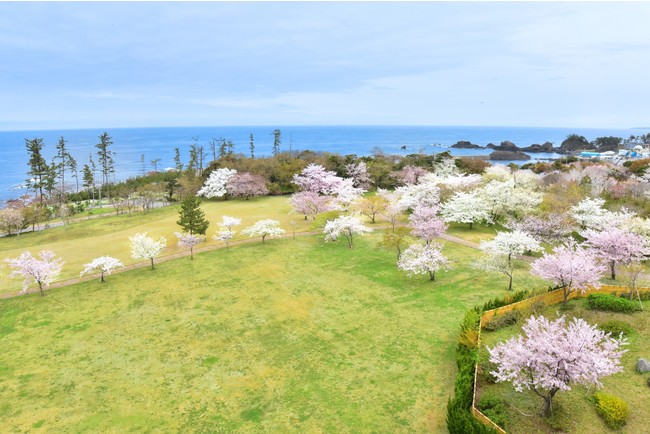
(0, 232), (546, 433)
(477, 299), (650, 433)
(445, 222), (499, 244)
(0, 196), (315, 295)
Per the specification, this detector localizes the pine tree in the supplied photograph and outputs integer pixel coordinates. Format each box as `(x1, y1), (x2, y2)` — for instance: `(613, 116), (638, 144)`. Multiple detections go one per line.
(272, 129), (281, 155)
(249, 133), (255, 158)
(25, 138), (48, 204)
(177, 196), (209, 235)
(96, 132), (115, 200)
(55, 136), (75, 202)
(174, 147), (183, 171)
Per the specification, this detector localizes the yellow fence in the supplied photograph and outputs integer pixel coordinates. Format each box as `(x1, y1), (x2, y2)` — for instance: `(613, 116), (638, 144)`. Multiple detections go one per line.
(472, 284), (650, 433)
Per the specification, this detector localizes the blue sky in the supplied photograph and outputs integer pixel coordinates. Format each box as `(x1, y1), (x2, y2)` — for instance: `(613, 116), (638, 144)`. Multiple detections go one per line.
(1, 2), (649, 130)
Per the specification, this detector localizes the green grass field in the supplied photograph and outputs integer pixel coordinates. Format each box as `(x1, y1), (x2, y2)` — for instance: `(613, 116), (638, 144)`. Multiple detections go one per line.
(478, 299), (650, 433)
(0, 228), (545, 433)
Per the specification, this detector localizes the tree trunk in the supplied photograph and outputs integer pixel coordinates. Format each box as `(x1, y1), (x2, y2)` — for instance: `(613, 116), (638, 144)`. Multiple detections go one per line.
(429, 271), (436, 281)
(262, 235), (266, 244)
(38, 281), (44, 296)
(562, 287), (569, 306)
(469, 222), (473, 230)
(542, 389), (558, 417)
(150, 257), (155, 270)
(100, 272), (105, 283)
(610, 261), (616, 280)
(190, 247), (194, 260)
(508, 272), (513, 291)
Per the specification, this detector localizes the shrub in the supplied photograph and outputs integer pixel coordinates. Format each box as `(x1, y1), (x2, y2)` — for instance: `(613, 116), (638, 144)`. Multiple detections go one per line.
(593, 392), (629, 429)
(480, 359), (498, 384)
(587, 294), (640, 313)
(480, 290), (529, 312)
(598, 320), (635, 337)
(477, 392), (509, 430)
(482, 310), (521, 331)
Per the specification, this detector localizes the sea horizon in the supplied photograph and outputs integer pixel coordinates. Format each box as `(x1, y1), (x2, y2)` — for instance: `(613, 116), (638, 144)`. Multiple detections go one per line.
(2, 124), (649, 204)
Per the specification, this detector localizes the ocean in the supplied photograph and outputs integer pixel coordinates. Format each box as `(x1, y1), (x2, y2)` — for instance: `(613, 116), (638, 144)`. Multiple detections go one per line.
(1, 125), (648, 204)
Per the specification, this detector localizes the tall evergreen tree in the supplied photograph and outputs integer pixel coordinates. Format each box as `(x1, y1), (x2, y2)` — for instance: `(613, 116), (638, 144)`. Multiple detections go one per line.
(249, 133), (255, 158)
(140, 154), (146, 176)
(95, 132), (115, 200)
(174, 147), (183, 171)
(177, 196), (209, 235)
(218, 138), (227, 158)
(82, 163), (94, 200)
(209, 138), (218, 162)
(188, 145), (198, 174)
(25, 138), (48, 205)
(272, 129), (281, 155)
(55, 136), (74, 202)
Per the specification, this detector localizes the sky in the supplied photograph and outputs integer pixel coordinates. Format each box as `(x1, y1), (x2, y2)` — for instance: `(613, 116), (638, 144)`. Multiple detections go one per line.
(1, 1), (649, 131)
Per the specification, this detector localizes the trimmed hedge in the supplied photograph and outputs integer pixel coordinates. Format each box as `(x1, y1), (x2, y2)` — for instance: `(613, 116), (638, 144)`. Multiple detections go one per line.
(593, 392), (629, 429)
(477, 392), (509, 430)
(587, 294), (640, 313)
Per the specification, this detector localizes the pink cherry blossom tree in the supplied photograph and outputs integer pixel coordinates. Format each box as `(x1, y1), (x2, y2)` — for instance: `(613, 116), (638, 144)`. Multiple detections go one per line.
(397, 242), (450, 281)
(80, 256), (124, 282)
(488, 315), (627, 417)
(507, 213), (572, 244)
(582, 228), (649, 280)
(409, 205), (447, 244)
(344, 161), (372, 189)
(292, 164), (342, 194)
(0, 208), (24, 236)
(5, 250), (64, 295)
(175, 232), (205, 259)
(323, 215), (372, 248)
(226, 172), (269, 199)
(531, 241), (607, 305)
(290, 191), (333, 220)
(392, 165), (429, 186)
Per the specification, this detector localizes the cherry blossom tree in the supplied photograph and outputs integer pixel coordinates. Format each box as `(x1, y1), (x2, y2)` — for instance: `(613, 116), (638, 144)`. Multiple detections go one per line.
(488, 315), (627, 417)
(344, 161), (372, 189)
(4, 250), (64, 295)
(507, 213), (572, 244)
(80, 256), (123, 282)
(175, 232), (205, 259)
(323, 215), (372, 248)
(397, 242), (450, 281)
(531, 241), (607, 305)
(478, 179), (543, 222)
(197, 168), (237, 198)
(290, 191), (333, 220)
(377, 188), (405, 229)
(331, 178), (366, 210)
(130, 232), (167, 270)
(382, 226), (411, 259)
(582, 228), (649, 280)
(478, 230), (542, 290)
(409, 205), (447, 244)
(440, 191), (491, 229)
(226, 172), (269, 199)
(292, 164), (341, 194)
(392, 165), (429, 186)
(0, 208), (24, 236)
(242, 219), (284, 244)
(212, 215), (241, 251)
(395, 180), (441, 210)
(570, 197), (635, 231)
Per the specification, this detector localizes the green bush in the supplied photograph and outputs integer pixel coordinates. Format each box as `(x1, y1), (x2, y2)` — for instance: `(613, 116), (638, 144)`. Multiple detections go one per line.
(480, 359), (498, 384)
(598, 320), (635, 337)
(587, 294), (640, 313)
(477, 392), (509, 429)
(593, 392), (629, 429)
(482, 310), (521, 331)
(480, 290), (529, 311)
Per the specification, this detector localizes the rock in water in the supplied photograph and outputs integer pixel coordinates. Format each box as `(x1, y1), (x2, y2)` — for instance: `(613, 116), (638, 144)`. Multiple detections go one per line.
(638, 358), (650, 373)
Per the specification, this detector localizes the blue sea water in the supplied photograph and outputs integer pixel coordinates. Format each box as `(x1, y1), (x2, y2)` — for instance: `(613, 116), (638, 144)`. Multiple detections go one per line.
(1, 125), (648, 204)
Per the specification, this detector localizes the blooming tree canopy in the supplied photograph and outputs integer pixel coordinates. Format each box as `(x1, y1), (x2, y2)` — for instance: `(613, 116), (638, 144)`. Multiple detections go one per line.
(197, 168), (238, 198)
(582, 228), (649, 280)
(5, 250), (64, 295)
(531, 241), (607, 305)
(212, 215), (242, 250)
(323, 215), (372, 248)
(80, 256), (123, 282)
(477, 230), (542, 290)
(226, 172), (269, 199)
(392, 165), (429, 186)
(409, 205), (447, 244)
(130, 232), (167, 270)
(507, 213), (572, 244)
(331, 178), (366, 210)
(395, 180), (441, 210)
(242, 219), (285, 244)
(570, 197), (634, 231)
(175, 232), (205, 259)
(292, 164), (341, 194)
(478, 179), (543, 222)
(344, 161), (372, 189)
(354, 195), (388, 223)
(440, 191), (491, 229)
(488, 315), (627, 417)
(397, 242), (450, 281)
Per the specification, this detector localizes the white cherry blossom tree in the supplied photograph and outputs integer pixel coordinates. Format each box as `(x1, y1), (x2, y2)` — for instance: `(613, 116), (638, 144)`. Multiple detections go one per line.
(130, 232), (167, 270)
(5, 250), (64, 295)
(81, 256), (124, 282)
